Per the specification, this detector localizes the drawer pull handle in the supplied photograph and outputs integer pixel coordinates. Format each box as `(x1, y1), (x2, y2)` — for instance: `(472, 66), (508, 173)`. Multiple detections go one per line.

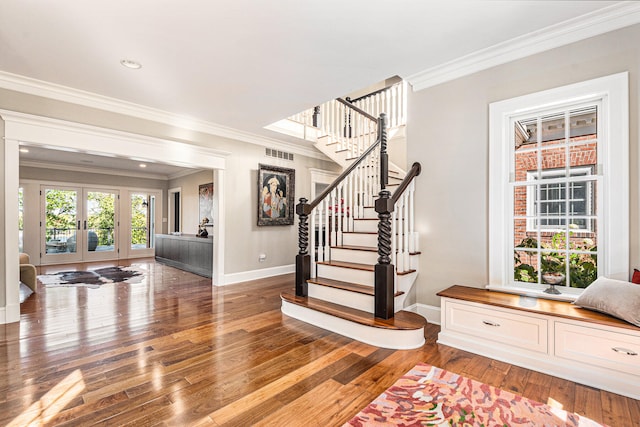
(612, 347), (638, 356)
(482, 320), (500, 327)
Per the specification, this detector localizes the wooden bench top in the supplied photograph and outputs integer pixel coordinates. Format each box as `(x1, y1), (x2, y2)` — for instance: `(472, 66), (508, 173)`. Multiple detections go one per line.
(437, 285), (640, 332)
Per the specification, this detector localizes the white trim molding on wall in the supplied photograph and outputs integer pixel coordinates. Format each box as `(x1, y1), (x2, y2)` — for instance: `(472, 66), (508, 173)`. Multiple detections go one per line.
(1, 110), (230, 169)
(406, 2), (640, 91)
(222, 264), (295, 286)
(405, 303), (441, 326)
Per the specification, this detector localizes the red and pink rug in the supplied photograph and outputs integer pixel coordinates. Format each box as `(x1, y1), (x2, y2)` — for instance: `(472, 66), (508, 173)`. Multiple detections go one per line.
(344, 363), (607, 427)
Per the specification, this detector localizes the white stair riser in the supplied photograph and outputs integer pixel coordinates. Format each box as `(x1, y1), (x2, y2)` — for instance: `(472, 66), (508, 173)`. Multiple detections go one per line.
(329, 248), (420, 273)
(343, 233), (377, 247)
(331, 247), (377, 265)
(353, 220), (378, 233)
(308, 284), (374, 313)
(308, 283), (407, 314)
(362, 208), (377, 219)
(316, 264), (373, 286)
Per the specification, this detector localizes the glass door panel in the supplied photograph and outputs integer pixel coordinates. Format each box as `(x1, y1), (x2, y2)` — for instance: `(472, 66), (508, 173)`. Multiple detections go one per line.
(130, 192), (157, 257)
(83, 189), (118, 261)
(41, 186), (82, 264)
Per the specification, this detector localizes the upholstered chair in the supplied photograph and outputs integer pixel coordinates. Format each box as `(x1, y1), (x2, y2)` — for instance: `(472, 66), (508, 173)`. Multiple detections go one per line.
(19, 253), (37, 292)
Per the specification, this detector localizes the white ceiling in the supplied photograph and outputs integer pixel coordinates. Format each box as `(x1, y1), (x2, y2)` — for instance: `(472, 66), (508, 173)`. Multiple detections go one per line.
(0, 0), (630, 175)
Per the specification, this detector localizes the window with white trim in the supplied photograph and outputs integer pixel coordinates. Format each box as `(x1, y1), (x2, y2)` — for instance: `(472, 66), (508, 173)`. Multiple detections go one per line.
(489, 73), (628, 297)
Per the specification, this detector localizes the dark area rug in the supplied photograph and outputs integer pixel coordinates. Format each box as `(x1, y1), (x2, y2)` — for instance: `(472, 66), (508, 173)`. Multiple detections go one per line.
(38, 266), (144, 288)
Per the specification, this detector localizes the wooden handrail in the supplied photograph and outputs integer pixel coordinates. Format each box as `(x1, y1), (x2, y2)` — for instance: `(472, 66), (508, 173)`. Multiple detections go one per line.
(309, 126), (381, 210)
(335, 97), (377, 122)
(348, 82), (401, 103)
(391, 162), (421, 204)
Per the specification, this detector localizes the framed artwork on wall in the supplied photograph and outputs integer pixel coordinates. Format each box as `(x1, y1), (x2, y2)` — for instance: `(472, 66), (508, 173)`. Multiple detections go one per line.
(257, 164), (295, 226)
(198, 183), (214, 227)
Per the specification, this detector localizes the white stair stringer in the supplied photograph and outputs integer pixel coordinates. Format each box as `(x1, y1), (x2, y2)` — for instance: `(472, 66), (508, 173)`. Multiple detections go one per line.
(281, 299), (425, 350)
(314, 128), (402, 169)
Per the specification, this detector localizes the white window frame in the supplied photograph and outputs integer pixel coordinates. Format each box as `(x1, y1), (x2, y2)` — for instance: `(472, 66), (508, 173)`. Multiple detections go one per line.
(525, 167), (594, 233)
(489, 72), (628, 299)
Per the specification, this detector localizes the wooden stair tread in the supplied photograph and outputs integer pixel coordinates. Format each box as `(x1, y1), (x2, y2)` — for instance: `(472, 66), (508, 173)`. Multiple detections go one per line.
(316, 260), (374, 271)
(397, 269), (417, 276)
(331, 244), (376, 252)
(308, 277), (404, 297)
(342, 231), (377, 235)
(332, 245), (421, 256)
(281, 292), (426, 330)
(366, 175), (402, 181)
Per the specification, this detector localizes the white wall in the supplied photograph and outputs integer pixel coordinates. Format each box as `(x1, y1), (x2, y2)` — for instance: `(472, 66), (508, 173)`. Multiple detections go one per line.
(168, 170), (214, 235)
(407, 24), (640, 306)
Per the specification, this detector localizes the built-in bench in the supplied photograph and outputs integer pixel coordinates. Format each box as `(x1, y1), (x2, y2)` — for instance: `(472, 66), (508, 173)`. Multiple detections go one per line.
(437, 285), (640, 400)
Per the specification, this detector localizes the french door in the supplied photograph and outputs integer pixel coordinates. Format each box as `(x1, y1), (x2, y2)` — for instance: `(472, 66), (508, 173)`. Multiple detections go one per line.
(41, 186), (119, 264)
(129, 192), (157, 258)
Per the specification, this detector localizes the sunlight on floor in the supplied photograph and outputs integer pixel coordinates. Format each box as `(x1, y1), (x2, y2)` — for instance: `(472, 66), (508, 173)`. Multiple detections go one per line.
(547, 396), (604, 427)
(8, 369), (86, 426)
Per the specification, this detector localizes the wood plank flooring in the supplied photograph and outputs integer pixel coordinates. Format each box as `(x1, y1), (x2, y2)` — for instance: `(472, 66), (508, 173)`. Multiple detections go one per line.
(1, 259), (637, 426)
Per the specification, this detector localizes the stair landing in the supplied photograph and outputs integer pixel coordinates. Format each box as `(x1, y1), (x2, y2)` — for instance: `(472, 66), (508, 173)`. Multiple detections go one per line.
(281, 291), (426, 349)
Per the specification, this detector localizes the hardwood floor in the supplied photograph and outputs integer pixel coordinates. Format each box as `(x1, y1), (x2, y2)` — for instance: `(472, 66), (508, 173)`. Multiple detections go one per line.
(2, 259), (637, 426)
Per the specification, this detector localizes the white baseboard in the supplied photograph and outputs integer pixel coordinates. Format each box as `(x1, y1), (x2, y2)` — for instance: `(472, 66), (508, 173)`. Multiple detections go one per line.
(0, 303), (20, 324)
(405, 303), (441, 325)
(221, 264), (294, 286)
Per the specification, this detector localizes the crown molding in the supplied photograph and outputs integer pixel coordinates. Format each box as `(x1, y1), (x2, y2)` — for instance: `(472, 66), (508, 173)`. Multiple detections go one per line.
(406, 2), (640, 91)
(0, 72), (326, 160)
(20, 160), (172, 180)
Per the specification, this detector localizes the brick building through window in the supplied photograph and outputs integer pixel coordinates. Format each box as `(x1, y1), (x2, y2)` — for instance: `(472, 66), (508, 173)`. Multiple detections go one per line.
(512, 107), (598, 288)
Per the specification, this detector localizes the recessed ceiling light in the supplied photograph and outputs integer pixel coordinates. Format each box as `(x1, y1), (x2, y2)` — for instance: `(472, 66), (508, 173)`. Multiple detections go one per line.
(139, 163), (147, 168)
(120, 59), (142, 70)
(19, 148), (29, 153)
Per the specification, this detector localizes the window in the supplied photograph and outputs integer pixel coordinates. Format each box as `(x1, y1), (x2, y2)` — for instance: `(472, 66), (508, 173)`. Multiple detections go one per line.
(526, 167), (594, 232)
(489, 73), (628, 297)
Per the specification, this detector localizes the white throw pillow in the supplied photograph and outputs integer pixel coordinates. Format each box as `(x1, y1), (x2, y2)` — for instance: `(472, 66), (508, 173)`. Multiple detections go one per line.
(573, 276), (640, 327)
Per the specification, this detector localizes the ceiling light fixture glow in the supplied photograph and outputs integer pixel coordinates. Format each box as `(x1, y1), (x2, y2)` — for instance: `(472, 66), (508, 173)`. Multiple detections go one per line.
(120, 59), (142, 70)
(139, 163), (147, 168)
(19, 148), (29, 153)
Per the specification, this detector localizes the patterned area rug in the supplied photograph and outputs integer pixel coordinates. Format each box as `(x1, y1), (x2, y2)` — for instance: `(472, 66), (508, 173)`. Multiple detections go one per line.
(344, 363), (607, 427)
(38, 266), (144, 288)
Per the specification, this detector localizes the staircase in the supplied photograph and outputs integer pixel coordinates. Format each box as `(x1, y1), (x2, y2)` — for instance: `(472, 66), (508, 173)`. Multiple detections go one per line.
(280, 84), (426, 350)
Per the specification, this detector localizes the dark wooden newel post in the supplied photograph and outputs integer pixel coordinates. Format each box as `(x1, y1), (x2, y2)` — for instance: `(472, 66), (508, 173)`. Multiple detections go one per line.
(296, 198), (311, 297)
(374, 113), (394, 319)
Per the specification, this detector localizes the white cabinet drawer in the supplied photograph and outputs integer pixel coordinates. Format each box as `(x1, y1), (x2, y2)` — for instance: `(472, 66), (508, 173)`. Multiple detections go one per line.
(555, 322), (640, 376)
(444, 301), (548, 353)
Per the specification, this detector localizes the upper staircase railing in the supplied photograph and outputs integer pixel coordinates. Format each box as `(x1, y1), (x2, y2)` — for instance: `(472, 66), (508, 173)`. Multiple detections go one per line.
(348, 81), (407, 129)
(288, 81), (406, 147)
